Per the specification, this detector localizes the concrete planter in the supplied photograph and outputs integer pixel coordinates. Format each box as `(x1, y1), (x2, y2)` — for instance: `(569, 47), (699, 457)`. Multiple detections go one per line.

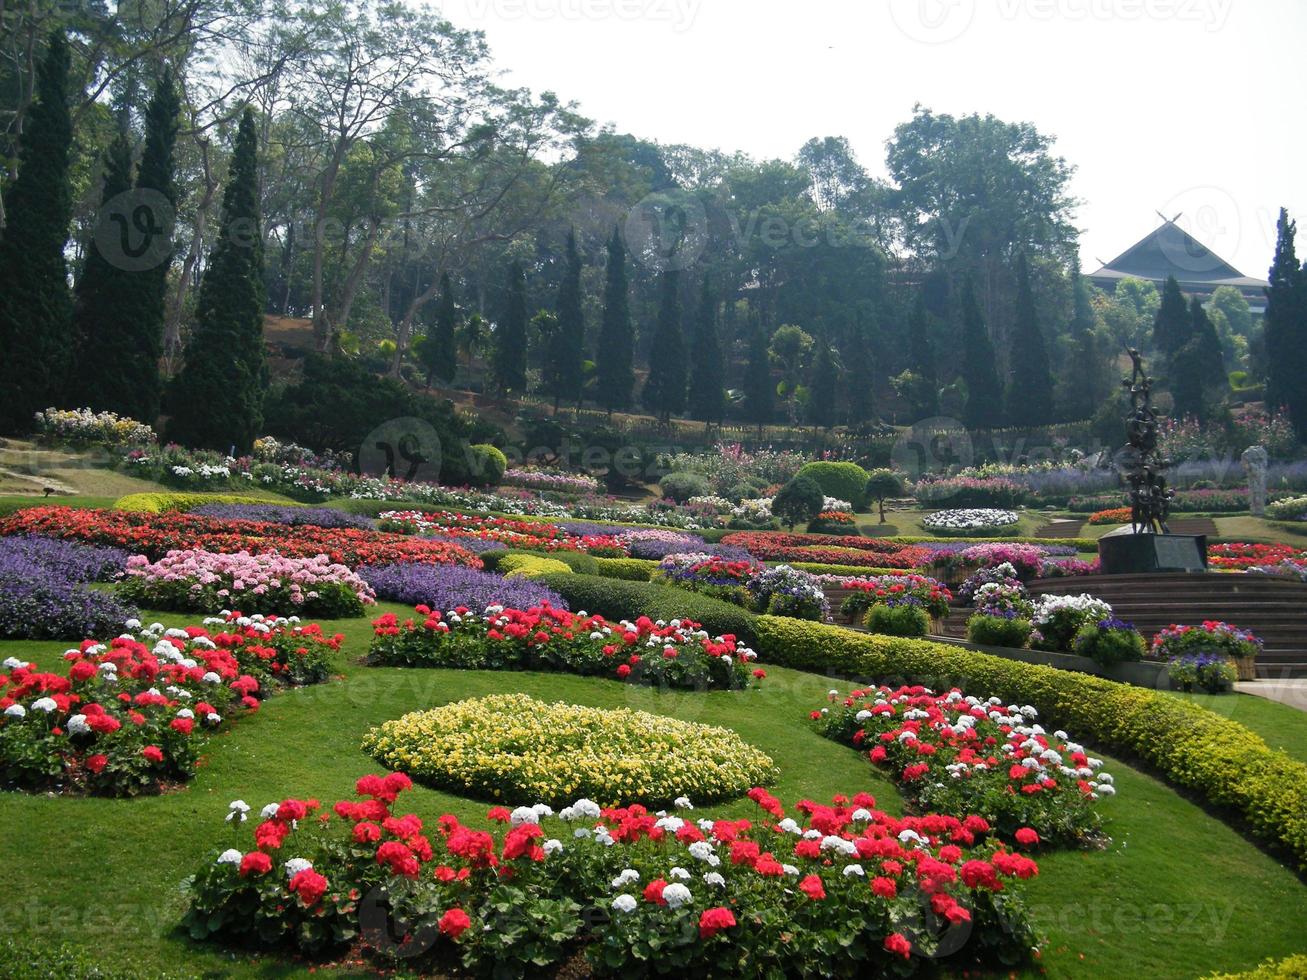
(927, 635), (1174, 690)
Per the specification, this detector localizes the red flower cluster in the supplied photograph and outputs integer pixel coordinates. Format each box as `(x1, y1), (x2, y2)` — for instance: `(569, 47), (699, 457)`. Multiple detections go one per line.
(378, 509), (629, 556)
(720, 531), (933, 569)
(0, 506), (482, 569)
(1208, 541), (1306, 570)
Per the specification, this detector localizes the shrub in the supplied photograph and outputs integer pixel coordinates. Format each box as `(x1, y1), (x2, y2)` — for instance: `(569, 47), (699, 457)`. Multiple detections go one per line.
(1030, 594), (1113, 653)
(1072, 617), (1146, 666)
(466, 443), (508, 488)
(806, 511), (858, 534)
(1202, 954), (1307, 980)
(593, 556), (658, 581)
(521, 549), (600, 575)
(658, 471), (713, 503)
(33, 407), (156, 448)
(364, 693), (777, 807)
(187, 503), (373, 529)
(864, 468), (906, 522)
(866, 602), (929, 638)
(655, 553), (758, 607)
(1167, 653), (1238, 694)
(114, 492), (289, 513)
(534, 573), (761, 646)
(745, 564), (829, 621)
(838, 574), (952, 620)
(913, 475), (1026, 508)
(499, 554), (574, 579)
(794, 461), (870, 510)
(1266, 496), (1307, 522)
(359, 562), (567, 611)
(966, 614), (1034, 648)
(921, 509), (1020, 537)
(771, 476), (826, 530)
(749, 615), (1307, 872)
(1151, 621), (1263, 662)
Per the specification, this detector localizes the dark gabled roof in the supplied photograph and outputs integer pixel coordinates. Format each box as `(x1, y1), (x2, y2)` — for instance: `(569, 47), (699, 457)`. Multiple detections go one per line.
(1089, 219), (1268, 289)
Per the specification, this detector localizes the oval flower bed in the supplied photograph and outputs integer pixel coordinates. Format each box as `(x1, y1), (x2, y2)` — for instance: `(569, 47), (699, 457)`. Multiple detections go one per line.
(920, 509), (1020, 537)
(369, 604), (762, 690)
(377, 509), (629, 556)
(184, 774), (1040, 975)
(0, 614), (339, 795)
(118, 549), (376, 618)
(812, 685), (1116, 845)
(363, 694), (779, 808)
(1208, 542), (1307, 571)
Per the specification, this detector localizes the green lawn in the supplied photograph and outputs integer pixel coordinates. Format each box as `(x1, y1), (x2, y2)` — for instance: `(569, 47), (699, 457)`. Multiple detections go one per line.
(1, 602), (1306, 978)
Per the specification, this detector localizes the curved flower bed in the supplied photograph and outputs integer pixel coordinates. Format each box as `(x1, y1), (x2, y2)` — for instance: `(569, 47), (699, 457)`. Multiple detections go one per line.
(183, 774), (1039, 975)
(369, 604), (761, 690)
(0, 614), (338, 795)
(0, 536), (136, 640)
(377, 509), (628, 556)
(921, 509), (1020, 536)
(1087, 506), (1132, 525)
(119, 549), (376, 618)
(655, 553), (760, 606)
(359, 563), (567, 610)
(813, 685), (1115, 844)
(720, 530), (902, 557)
(363, 694), (778, 808)
(836, 574), (952, 620)
(932, 542), (1048, 581)
(0, 506), (481, 569)
(187, 503), (375, 529)
(501, 467), (602, 495)
(1209, 542), (1307, 571)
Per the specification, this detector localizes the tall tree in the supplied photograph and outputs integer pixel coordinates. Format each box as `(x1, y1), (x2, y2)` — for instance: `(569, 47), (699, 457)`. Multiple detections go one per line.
(492, 260), (528, 395)
(841, 310), (876, 425)
(548, 228), (585, 410)
(1005, 253), (1054, 425)
(595, 227), (634, 414)
(418, 271), (458, 387)
(907, 293), (939, 417)
(959, 276), (1003, 429)
(166, 109), (265, 454)
(0, 30), (73, 434)
(1265, 208), (1307, 434)
(1061, 256), (1106, 422)
(687, 274), (725, 426)
(1152, 275), (1190, 360)
(807, 333), (839, 429)
(642, 269), (687, 421)
(742, 315), (774, 434)
(69, 129), (137, 409)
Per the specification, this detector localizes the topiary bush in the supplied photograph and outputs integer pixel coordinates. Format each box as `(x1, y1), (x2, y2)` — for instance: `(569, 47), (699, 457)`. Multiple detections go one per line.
(771, 475), (824, 531)
(966, 613), (1034, 648)
(465, 443), (508, 488)
(658, 471), (712, 503)
(499, 553), (573, 579)
(796, 461), (870, 510)
(592, 556), (658, 581)
(865, 602), (929, 638)
(114, 492), (293, 513)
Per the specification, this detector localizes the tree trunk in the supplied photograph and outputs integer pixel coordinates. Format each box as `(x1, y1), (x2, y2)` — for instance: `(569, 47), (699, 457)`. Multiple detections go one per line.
(163, 138), (217, 373)
(310, 139), (348, 352)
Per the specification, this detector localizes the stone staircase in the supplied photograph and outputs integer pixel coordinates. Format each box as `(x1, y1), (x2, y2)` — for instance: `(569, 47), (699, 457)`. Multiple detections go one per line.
(935, 573), (1307, 678)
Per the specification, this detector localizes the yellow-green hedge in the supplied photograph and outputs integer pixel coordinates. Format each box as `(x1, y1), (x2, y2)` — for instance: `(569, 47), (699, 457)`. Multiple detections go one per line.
(1203, 955), (1307, 980)
(752, 615), (1307, 872)
(499, 554), (574, 579)
(593, 556), (659, 581)
(113, 492), (299, 513)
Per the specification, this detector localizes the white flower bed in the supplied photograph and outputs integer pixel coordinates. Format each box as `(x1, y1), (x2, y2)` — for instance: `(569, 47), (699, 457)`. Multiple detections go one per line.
(922, 508), (1020, 534)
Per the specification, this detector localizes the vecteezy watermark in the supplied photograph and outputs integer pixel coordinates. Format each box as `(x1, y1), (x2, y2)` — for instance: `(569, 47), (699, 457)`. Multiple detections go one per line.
(450, 0), (701, 31)
(93, 188), (175, 272)
(888, 0), (977, 44)
(623, 190), (709, 272)
(891, 416), (975, 479)
(1156, 185), (1244, 275)
(359, 417), (443, 483)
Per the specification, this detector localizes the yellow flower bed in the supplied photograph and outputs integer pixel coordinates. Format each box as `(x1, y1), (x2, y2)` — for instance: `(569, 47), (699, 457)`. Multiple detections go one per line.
(361, 693), (777, 808)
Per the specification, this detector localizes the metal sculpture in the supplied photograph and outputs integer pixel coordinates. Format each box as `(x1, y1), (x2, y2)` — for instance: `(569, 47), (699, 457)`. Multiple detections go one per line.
(1118, 349), (1173, 533)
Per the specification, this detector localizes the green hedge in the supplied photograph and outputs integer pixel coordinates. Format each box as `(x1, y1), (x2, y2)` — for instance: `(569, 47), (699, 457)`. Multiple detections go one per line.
(750, 615), (1307, 872)
(535, 573), (759, 645)
(498, 554), (573, 579)
(796, 461), (870, 509)
(113, 492), (300, 513)
(593, 556), (658, 581)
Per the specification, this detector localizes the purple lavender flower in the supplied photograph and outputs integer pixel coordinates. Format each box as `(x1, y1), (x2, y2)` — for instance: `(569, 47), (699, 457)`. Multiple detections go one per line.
(0, 536), (137, 639)
(358, 563), (568, 611)
(188, 503), (374, 529)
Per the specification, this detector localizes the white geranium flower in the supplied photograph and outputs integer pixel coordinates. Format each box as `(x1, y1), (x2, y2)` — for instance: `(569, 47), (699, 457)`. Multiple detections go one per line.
(531, 803), (554, 819)
(842, 863), (866, 877)
(662, 883), (692, 909)
(216, 849), (243, 865)
(4, 704), (26, 719)
(669, 867), (691, 880)
(66, 713), (90, 734)
(611, 869), (640, 889)
(261, 803), (280, 819)
(782, 864), (800, 876)
(543, 839), (563, 856)
(284, 858), (313, 878)
(688, 841), (716, 862)
(226, 800), (251, 823)
(673, 796), (694, 810)
(703, 871), (726, 887)
(2, 657), (29, 670)
(31, 697), (57, 714)
(510, 806), (539, 826)
(611, 894), (637, 913)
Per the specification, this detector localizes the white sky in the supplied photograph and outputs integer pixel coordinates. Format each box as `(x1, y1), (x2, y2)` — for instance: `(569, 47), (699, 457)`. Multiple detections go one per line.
(436, 0), (1306, 279)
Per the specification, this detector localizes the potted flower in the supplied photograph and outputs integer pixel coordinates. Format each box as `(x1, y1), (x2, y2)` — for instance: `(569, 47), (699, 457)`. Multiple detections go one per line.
(1151, 621), (1262, 681)
(1167, 653), (1239, 694)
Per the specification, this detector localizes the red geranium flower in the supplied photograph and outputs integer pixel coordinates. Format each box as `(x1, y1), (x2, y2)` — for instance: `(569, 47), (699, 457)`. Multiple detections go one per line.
(698, 906), (736, 939)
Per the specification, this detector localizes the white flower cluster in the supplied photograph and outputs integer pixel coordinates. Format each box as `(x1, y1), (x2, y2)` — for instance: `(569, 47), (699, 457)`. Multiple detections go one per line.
(922, 508), (1020, 532)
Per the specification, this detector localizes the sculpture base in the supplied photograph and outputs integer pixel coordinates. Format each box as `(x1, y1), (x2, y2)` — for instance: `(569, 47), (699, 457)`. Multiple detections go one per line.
(1097, 527), (1208, 574)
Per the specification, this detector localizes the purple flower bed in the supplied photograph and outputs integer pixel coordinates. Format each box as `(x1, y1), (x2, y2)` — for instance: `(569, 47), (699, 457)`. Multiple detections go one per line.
(622, 529), (708, 559)
(420, 532), (505, 555)
(358, 563), (568, 611)
(0, 536), (137, 639)
(188, 503), (375, 529)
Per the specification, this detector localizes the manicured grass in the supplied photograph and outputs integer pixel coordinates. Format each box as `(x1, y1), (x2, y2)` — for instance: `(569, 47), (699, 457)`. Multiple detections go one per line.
(2, 601), (1306, 978)
(1167, 690), (1307, 764)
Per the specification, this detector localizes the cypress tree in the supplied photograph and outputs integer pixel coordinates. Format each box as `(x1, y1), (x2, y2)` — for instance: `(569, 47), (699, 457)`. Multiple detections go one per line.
(69, 130), (137, 408)
(492, 260), (528, 395)
(907, 292), (938, 416)
(1004, 253), (1054, 425)
(595, 227), (634, 414)
(959, 275), (1003, 430)
(1152, 275), (1189, 360)
(1265, 208), (1307, 434)
(419, 270), (458, 386)
(687, 274), (725, 426)
(742, 315), (774, 434)
(1189, 296), (1225, 387)
(1063, 259), (1105, 422)
(125, 67), (181, 421)
(0, 30), (74, 434)
(166, 109), (265, 454)
(642, 269), (687, 421)
(807, 334), (839, 429)
(841, 309), (876, 426)
(549, 228), (585, 409)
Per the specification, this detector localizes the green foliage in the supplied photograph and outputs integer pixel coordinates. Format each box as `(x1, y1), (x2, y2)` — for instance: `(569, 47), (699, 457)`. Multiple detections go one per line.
(741, 316), (774, 429)
(959, 276), (1003, 429)
(795, 460), (870, 509)
(658, 470), (711, 502)
(167, 109), (265, 454)
(544, 229), (585, 407)
(1073, 621), (1146, 666)
(1153, 275), (1191, 359)
(493, 260), (528, 394)
(1005, 253), (1053, 426)
(805, 337), (839, 428)
(0, 938), (186, 980)
(499, 553), (573, 579)
(592, 556), (658, 581)
(771, 474), (824, 530)
(965, 614), (1034, 647)
(534, 573), (760, 644)
(1265, 209), (1307, 437)
(865, 602), (929, 637)
(1202, 954), (1307, 980)
(906, 293), (938, 416)
(0, 30), (74, 435)
(418, 270), (458, 385)
(642, 269), (687, 420)
(863, 467), (905, 522)
(687, 275), (725, 424)
(113, 492), (294, 513)
(465, 443), (507, 488)
(751, 615), (1307, 872)
(595, 227), (634, 413)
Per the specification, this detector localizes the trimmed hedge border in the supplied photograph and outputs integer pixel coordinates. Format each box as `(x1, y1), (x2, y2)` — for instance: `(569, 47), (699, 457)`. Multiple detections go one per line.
(113, 492), (298, 513)
(593, 556), (658, 580)
(751, 615), (1307, 873)
(498, 554), (573, 579)
(535, 573), (759, 645)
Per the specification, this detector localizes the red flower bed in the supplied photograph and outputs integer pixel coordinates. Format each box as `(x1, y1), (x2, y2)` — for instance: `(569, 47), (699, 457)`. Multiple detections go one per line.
(721, 531), (902, 555)
(0, 506), (481, 569)
(377, 509), (629, 556)
(1087, 507), (1131, 525)
(720, 531), (930, 569)
(1208, 541), (1306, 570)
